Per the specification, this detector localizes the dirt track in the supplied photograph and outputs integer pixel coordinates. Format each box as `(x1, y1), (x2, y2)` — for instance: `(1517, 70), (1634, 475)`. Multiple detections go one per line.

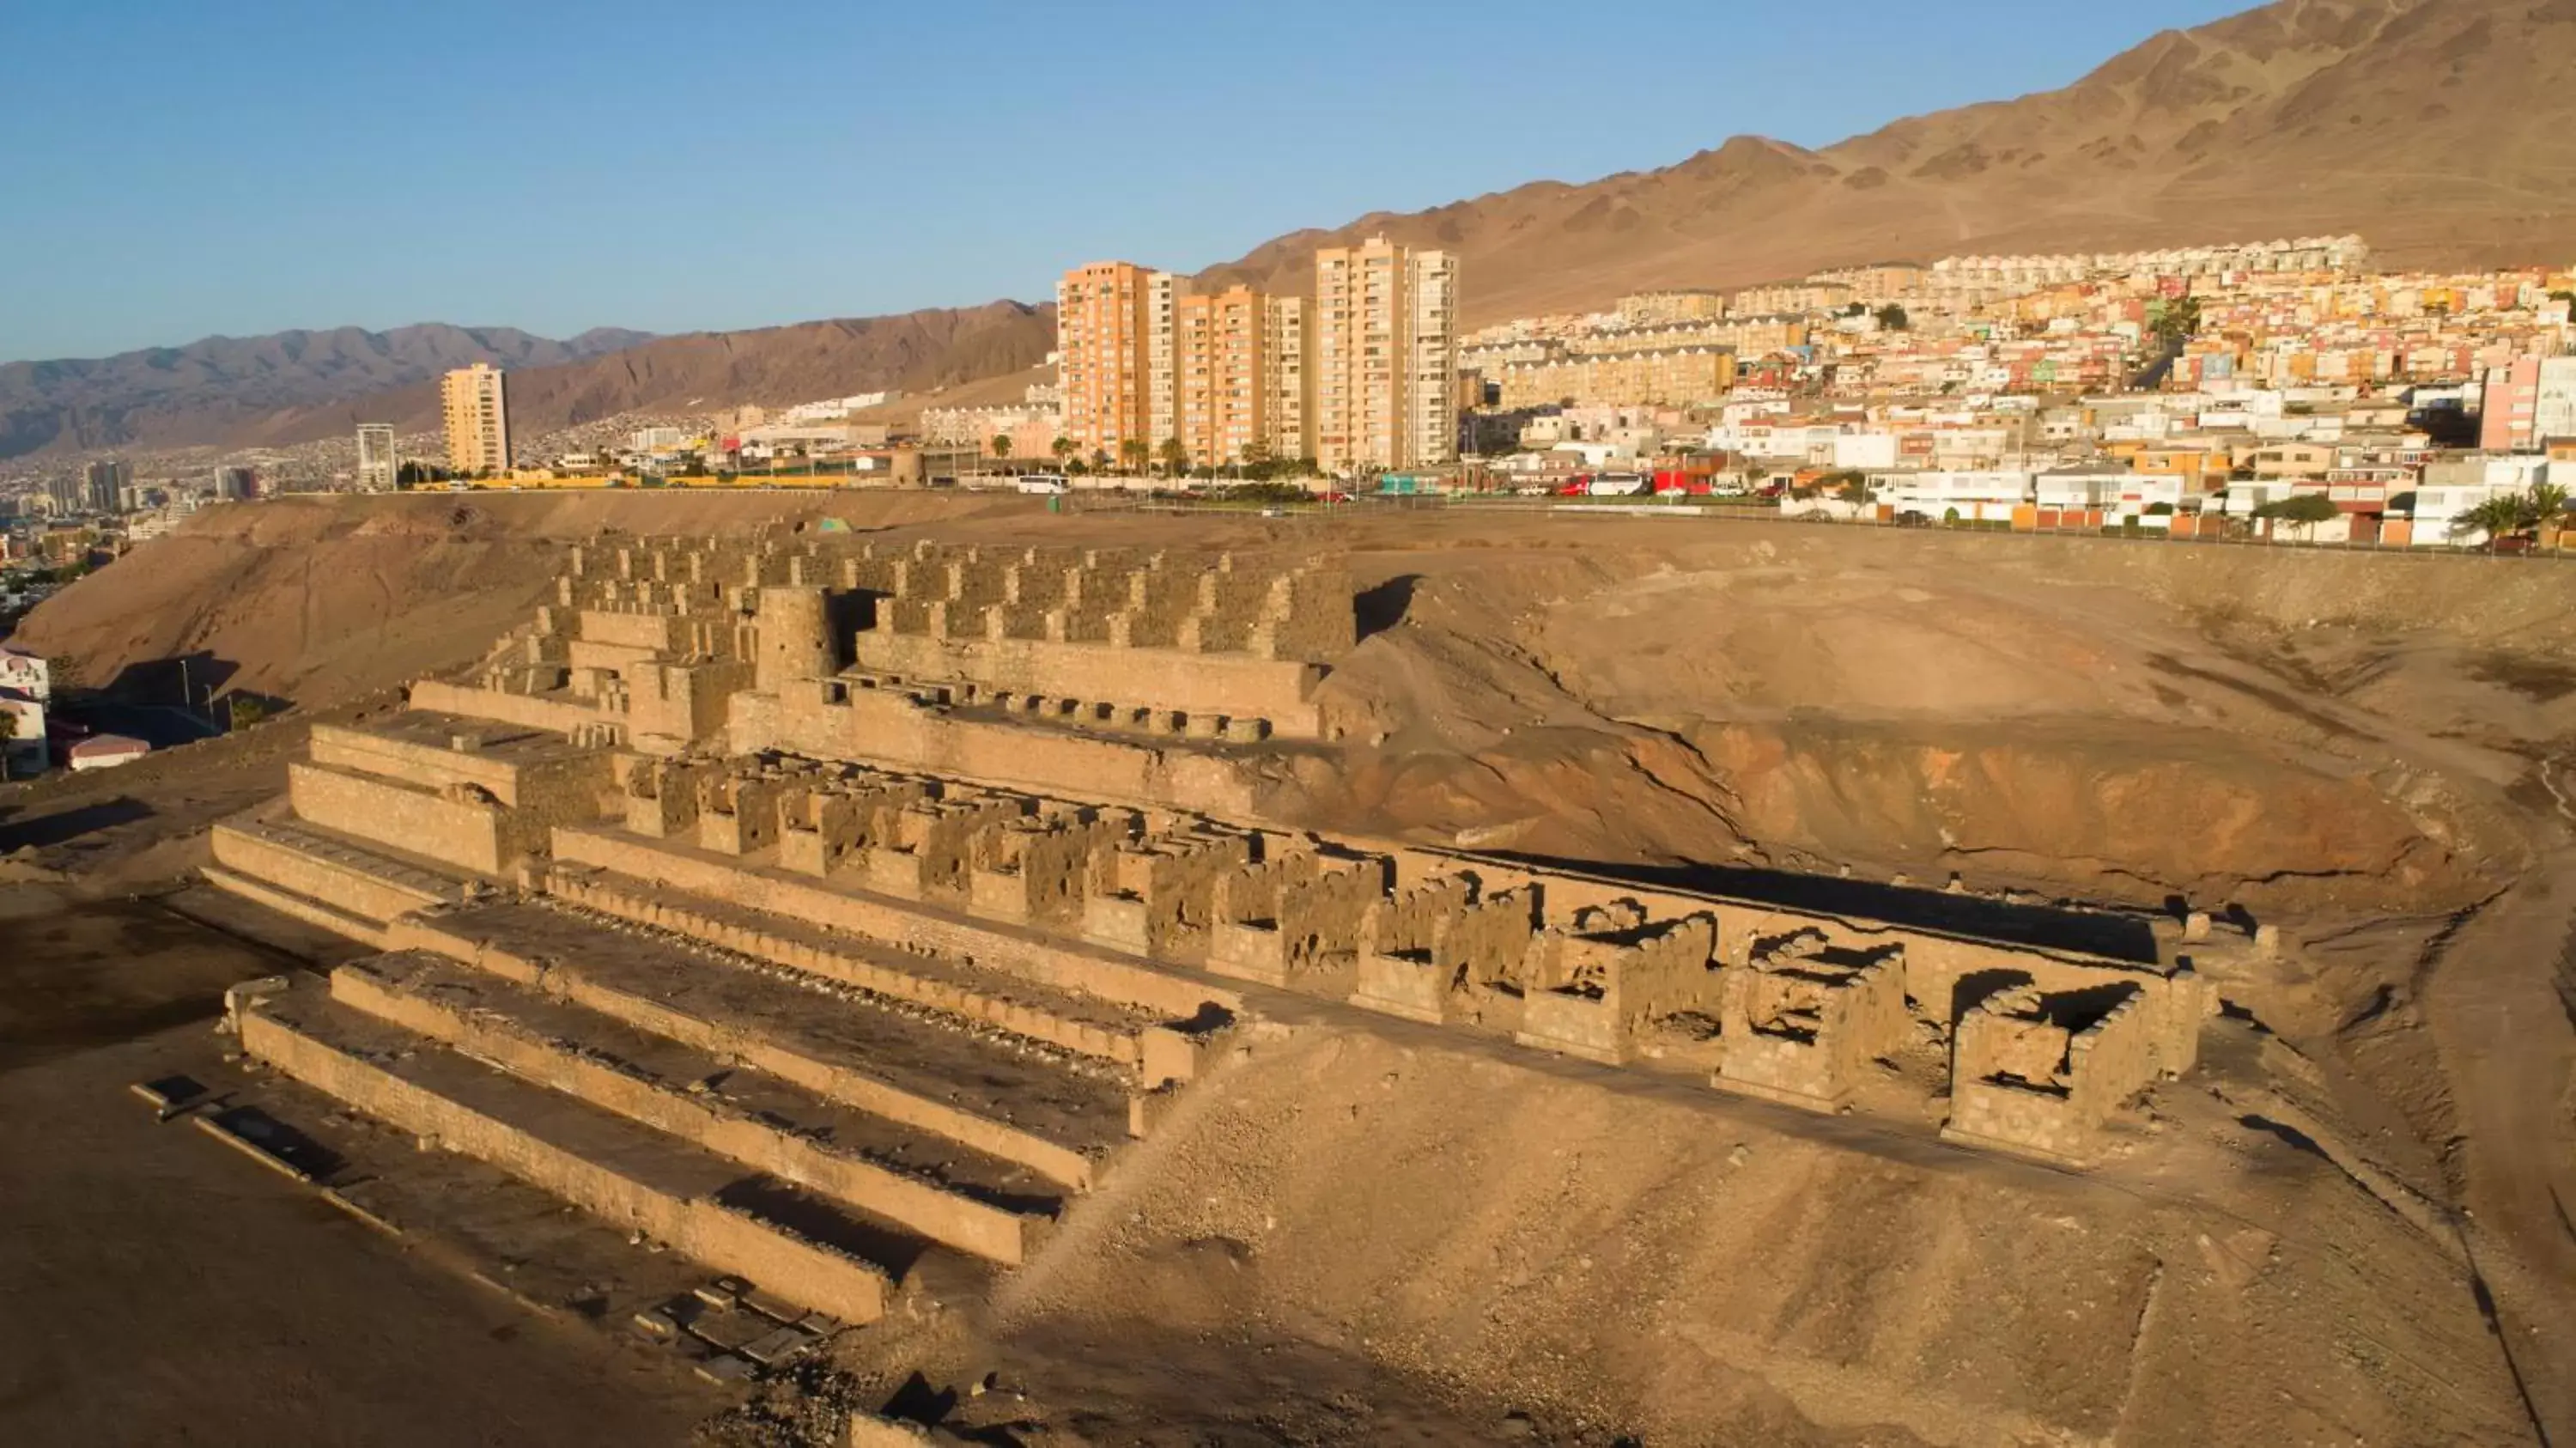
(7, 491), (2573, 1444)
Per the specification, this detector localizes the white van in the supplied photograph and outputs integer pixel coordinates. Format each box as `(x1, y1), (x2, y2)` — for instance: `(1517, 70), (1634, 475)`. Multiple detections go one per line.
(1017, 473), (1070, 495)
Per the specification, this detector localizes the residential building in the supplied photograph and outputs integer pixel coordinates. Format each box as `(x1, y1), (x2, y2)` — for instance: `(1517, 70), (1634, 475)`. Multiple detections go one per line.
(355, 424), (397, 491)
(0, 642), (49, 776)
(1312, 236), (1458, 472)
(1264, 295), (1314, 464)
(1145, 270), (1181, 451)
(83, 459), (131, 513)
(1730, 281), (1856, 317)
(1494, 343), (1734, 410)
(213, 465), (257, 501)
(2480, 357), (2543, 451)
(1617, 290), (1727, 326)
(2537, 356), (2576, 447)
(1056, 261), (1157, 464)
(1173, 287), (1271, 467)
(440, 363), (511, 474)
(44, 476), (80, 514)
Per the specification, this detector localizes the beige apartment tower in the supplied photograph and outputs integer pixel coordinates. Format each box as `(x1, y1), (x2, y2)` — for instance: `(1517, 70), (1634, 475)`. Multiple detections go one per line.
(1312, 236), (1457, 473)
(440, 364), (511, 475)
(1263, 295), (1313, 465)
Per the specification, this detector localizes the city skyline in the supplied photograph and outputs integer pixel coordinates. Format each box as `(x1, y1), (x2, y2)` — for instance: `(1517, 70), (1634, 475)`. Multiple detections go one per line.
(0, 0), (2255, 362)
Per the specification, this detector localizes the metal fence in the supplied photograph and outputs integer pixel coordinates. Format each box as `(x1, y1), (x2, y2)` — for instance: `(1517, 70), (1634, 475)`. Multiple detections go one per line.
(1068, 490), (2576, 562)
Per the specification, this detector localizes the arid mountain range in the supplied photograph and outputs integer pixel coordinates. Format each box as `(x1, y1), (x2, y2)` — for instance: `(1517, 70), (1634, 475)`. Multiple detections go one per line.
(0, 307), (1054, 462)
(0, 325), (653, 460)
(1202, 0), (2576, 317)
(9, 0), (2570, 462)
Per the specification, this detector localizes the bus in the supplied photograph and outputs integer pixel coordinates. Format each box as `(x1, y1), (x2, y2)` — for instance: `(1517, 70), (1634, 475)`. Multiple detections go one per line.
(1016, 474), (1070, 495)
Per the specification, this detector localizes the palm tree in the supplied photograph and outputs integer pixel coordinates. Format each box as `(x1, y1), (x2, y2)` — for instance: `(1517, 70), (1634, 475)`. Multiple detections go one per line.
(2524, 482), (2570, 535)
(1050, 435), (1076, 470)
(1118, 439), (1148, 476)
(1157, 439), (1188, 478)
(990, 435), (1013, 461)
(2451, 496), (2525, 546)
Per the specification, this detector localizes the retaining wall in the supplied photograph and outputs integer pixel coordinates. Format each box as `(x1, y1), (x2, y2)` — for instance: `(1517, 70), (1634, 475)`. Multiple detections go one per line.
(236, 1004), (890, 1323)
(332, 960), (1037, 1263)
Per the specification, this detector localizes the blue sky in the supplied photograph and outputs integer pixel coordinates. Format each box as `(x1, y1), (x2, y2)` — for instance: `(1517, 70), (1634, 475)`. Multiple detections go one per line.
(0, 0), (2254, 362)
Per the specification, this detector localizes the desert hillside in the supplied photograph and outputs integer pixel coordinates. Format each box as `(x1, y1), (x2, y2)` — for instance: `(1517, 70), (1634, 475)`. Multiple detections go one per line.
(1204, 0), (2576, 320)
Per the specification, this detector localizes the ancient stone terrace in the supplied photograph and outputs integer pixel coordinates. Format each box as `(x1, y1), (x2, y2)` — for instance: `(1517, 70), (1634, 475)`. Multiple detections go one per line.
(188, 535), (2247, 1384)
(415, 537), (1351, 814)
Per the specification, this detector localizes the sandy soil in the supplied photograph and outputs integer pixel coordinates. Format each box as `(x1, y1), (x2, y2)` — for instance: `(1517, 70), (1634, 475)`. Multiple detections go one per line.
(0, 883), (719, 1447)
(6, 493), (2572, 1444)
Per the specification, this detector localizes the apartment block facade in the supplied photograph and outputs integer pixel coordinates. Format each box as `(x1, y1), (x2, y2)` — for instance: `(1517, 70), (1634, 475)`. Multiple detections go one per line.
(440, 363), (511, 474)
(1264, 295), (1314, 465)
(1495, 343), (1736, 410)
(355, 423), (398, 491)
(1057, 265), (1321, 468)
(1312, 237), (1458, 472)
(1056, 261), (1156, 463)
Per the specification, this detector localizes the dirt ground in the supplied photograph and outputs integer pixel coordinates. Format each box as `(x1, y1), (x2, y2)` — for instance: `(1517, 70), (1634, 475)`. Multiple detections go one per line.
(5, 493), (2572, 1445)
(0, 882), (721, 1447)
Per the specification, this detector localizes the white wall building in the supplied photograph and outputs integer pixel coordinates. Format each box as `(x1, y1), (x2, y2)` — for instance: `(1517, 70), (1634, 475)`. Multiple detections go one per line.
(1869, 469), (2032, 521)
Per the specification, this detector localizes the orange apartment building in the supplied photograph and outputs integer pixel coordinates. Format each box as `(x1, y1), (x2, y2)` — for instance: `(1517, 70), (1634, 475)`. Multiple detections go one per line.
(1058, 265), (1320, 468)
(1060, 237), (1456, 473)
(1056, 261), (1157, 461)
(1175, 291), (1283, 472)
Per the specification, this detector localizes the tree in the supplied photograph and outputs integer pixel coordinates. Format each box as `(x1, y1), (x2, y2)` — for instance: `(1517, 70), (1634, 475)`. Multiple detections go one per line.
(1050, 435), (1076, 470)
(990, 434), (1013, 460)
(228, 697), (269, 732)
(2253, 492), (2339, 526)
(2152, 296), (2203, 344)
(1118, 439), (1148, 475)
(2451, 496), (2525, 545)
(1874, 304), (1910, 332)
(1156, 438), (1188, 478)
(2524, 481), (2570, 532)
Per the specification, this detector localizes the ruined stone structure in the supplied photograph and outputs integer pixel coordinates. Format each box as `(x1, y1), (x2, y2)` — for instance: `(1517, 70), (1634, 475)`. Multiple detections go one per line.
(202, 536), (2233, 1340)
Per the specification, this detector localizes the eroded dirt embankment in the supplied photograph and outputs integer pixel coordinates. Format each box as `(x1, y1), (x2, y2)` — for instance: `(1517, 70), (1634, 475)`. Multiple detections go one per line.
(969, 1025), (2532, 1448)
(8, 491), (1037, 711)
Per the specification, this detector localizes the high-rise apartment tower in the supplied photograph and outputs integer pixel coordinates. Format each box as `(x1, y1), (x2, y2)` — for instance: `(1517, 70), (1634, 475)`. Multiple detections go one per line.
(355, 423), (398, 490)
(1311, 237), (1457, 472)
(440, 364), (511, 475)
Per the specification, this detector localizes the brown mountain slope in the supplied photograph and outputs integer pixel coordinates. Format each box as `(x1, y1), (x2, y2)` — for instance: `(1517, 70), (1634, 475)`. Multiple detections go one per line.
(223, 300), (1055, 452)
(0, 324), (653, 461)
(1202, 0), (2576, 322)
(3, 303), (1054, 459)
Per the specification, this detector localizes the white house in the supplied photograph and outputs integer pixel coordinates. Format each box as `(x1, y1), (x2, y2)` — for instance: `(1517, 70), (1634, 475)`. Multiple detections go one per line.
(2037, 467), (2186, 523)
(1831, 432), (1899, 471)
(1869, 470), (2032, 522)
(2409, 482), (2529, 546)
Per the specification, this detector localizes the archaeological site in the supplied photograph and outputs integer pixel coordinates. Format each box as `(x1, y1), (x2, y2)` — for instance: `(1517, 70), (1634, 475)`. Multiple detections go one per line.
(4, 493), (2571, 1447)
